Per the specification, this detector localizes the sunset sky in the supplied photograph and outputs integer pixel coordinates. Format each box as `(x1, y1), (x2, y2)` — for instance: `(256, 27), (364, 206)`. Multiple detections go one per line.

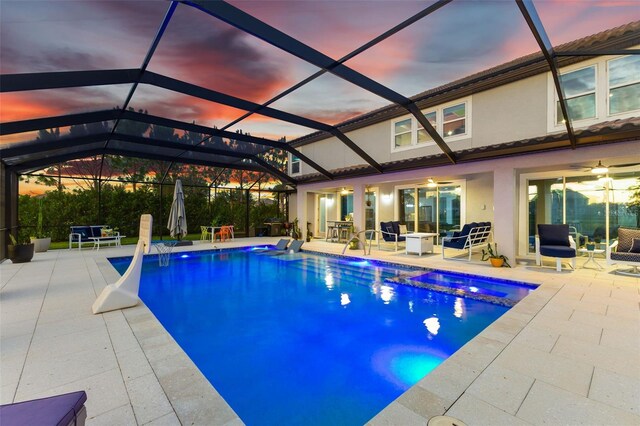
(1, 0), (638, 144)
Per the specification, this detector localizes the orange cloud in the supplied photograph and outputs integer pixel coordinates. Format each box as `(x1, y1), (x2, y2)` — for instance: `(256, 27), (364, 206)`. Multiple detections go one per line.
(0, 93), (61, 122)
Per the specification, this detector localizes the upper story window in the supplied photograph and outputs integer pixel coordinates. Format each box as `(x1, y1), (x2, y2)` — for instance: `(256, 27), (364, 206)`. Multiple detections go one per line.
(608, 55), (640, 115)
(549, 53), (639, 131)
(557, 66), (596, 124)
(394, 119), (412, 148)
(417, 112), (437, 144)
(290, 154), (300, 175)
(391, 98), (470, 152)
(443, 103), (466, 136)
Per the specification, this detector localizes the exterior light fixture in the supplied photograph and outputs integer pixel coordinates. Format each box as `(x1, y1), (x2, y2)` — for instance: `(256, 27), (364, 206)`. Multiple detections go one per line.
(427, 178), (437, 188)
(591, 160), (608, 174)
(341, 187), (349, 195)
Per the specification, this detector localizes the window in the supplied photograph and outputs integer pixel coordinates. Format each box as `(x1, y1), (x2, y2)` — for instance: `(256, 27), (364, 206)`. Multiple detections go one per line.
(391, 98), (470, 152)
(443, 103), (466, 137)
(608, 55), (640, 115)
(417, 112), (437, 144)
(394, 119), (412, 148)
(290, 155), (300, 175)
(557, 66), (596, 124)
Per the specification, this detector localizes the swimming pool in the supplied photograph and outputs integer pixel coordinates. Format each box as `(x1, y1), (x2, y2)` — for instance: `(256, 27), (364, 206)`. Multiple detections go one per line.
(110, 248), (536, 425)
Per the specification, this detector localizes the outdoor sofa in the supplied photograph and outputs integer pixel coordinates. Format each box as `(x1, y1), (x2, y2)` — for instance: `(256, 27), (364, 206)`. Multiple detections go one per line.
(441, 222), (492, 261)
(69, 225), (120, 250)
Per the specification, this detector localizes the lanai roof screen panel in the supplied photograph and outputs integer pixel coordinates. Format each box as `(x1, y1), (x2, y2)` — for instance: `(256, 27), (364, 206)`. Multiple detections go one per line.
(268, 72), (389, 126)
(146, 2), (320, 105)
(0, 1), (167, 74)
(535, 0), (639, 47)
(128, 84), (249, 128)
(226, 0), (433, 59)
(344, 0), (541, 98)
(1, 120), (117, 148)
(0, 85), (132, 123)
(224, 116), (318, 142)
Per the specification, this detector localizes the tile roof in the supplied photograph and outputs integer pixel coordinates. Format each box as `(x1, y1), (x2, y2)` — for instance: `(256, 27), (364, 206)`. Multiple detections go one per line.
(295, 116), (640, 183)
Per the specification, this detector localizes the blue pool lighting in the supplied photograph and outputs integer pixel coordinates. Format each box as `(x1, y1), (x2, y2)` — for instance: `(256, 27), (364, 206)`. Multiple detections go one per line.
(109, 249), (534, 425)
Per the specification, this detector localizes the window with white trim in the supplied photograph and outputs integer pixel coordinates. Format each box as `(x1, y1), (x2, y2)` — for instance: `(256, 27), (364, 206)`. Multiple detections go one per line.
(391, 98), (470, 152)
(557, 65), (596, 124)
(608, 55), (640, 115)
(443, 103), (466, 137)
(417, 111), (437, 144)
(393, 118), (412, 148)
(549, 53), (640, 131)
(290, 154), (300, 175)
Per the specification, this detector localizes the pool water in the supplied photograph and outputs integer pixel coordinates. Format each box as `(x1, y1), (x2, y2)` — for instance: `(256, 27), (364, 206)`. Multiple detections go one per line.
(110, 249), (533, 426)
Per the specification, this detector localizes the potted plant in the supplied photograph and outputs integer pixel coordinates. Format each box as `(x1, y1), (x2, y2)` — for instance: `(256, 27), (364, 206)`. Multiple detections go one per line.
(291, 218), (301, 240)
(30, 198), (51, 252)
(306, 222), (313, 242)
(481, 242), (511, 268)
(8, 234), (35, 263)
(348, 224), (360, 250)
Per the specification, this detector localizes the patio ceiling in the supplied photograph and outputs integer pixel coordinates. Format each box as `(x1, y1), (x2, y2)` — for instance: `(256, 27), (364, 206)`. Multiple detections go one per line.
(1, 0), (639, 186)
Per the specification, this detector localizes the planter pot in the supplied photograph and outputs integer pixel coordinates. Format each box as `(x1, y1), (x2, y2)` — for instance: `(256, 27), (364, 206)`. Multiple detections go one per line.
(489, 258), (504, 268)
(586, 243), (595, 251)
(8, 244), (35, 263)
(30, 237), (51, 252)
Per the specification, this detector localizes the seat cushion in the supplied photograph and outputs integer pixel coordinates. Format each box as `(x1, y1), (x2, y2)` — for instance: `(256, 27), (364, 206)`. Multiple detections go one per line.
(611, 251), (640, 262)
(444, 239), (466, 249)
(540, 245), (575, 258)
(380, 222), (395, 242)
(90, 226), (104, 238)
(0, 390), (87, 426)
(538, 224), (570, 247)
(617, 227), (640, 252)
(70, 226), (91, 241)
(630, 238), (640, 253)
(391, 221), (401, 236)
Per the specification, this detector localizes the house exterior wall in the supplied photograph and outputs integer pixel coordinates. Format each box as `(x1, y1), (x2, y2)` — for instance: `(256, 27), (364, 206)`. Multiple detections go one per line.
(296, 140), (640, 262)
(294, 73), (548, 174)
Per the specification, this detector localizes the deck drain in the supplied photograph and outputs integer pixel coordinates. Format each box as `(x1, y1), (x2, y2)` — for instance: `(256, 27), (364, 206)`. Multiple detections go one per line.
(427, 415), (467, 426)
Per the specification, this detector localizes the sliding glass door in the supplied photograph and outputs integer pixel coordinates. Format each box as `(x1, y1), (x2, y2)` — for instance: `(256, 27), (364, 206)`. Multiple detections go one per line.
(398, 185), (462, 237)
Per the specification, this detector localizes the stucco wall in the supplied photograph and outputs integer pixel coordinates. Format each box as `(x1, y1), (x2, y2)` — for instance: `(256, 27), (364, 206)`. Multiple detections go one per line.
(465, 173), (494, 223)
(295, 72), (549, 174)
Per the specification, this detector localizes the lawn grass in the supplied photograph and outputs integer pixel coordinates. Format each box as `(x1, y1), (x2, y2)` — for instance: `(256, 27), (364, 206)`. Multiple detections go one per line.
(49, 233), (203, 250)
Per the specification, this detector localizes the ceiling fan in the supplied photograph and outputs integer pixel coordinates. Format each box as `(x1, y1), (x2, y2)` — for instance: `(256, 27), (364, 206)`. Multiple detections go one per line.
(426, 178), (454, 187)
(569, 160), (640, 174)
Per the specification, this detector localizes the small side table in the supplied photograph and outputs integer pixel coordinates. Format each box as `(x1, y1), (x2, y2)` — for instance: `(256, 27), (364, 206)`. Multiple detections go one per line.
(578, 248), (605, 270)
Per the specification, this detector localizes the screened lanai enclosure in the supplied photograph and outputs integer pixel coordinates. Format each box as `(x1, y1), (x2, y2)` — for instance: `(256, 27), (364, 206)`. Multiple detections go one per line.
(2, 0), (640, 259)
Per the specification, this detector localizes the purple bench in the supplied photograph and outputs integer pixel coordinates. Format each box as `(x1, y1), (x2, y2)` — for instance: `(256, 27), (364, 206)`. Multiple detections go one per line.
(0, 391), (87, 426)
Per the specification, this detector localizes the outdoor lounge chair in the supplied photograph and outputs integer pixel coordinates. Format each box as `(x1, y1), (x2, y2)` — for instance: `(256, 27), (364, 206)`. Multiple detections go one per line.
(379, 221), (406, 251)
(607, 226), (640, 276)
(535, 224), (576, 272)
(255, 238), (290, 252)
(266, 239), (304, 255)
(0, 390), (87, 426)
(442, 222), (492, 261)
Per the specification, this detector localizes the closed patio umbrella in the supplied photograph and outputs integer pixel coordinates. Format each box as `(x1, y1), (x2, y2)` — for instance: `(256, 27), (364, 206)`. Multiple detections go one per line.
(167, 179), (187, 239)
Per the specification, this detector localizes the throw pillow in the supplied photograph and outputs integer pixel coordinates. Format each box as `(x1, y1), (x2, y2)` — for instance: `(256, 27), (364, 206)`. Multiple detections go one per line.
(398, 224), (408, 235)
(630, 238), (640, 253)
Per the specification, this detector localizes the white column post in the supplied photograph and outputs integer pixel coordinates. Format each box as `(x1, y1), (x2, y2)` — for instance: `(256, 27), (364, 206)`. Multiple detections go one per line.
(493, 168), (517, 263)
(352, 184), (365, 234)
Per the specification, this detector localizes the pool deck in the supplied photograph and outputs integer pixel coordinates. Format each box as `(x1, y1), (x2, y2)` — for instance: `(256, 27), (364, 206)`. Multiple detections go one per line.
(1, 238), (638, 425)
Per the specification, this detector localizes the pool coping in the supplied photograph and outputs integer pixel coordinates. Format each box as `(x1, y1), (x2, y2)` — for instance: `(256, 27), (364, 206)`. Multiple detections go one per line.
(102, 243), (552, 425)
